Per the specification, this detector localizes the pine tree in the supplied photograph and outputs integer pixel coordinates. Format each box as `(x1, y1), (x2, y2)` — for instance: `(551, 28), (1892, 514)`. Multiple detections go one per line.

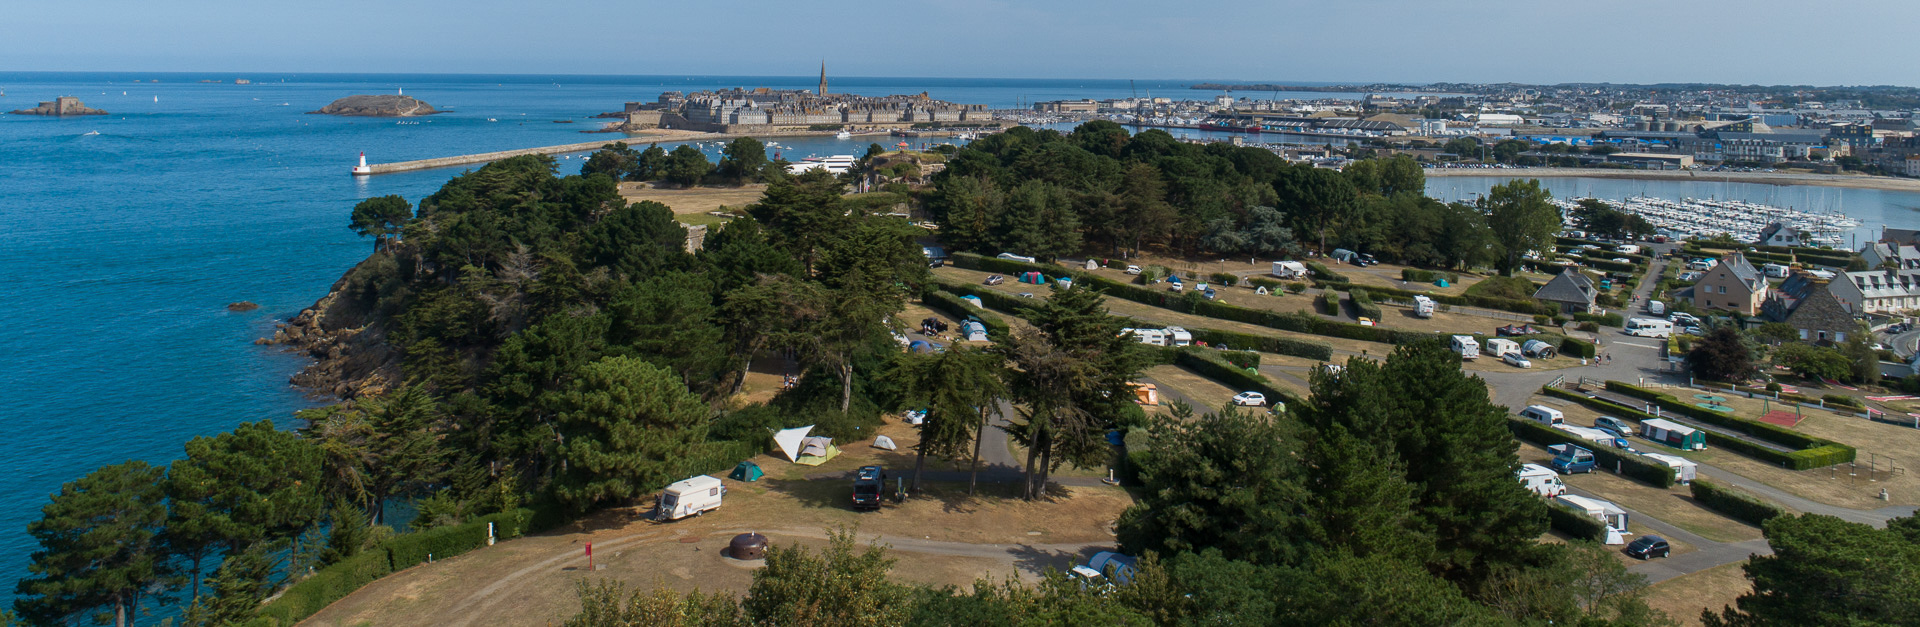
(165, 420), (323, 601)
(14, 461), (171, 627)
(550, 356), (711, 511)
(181, 541), (280, 627)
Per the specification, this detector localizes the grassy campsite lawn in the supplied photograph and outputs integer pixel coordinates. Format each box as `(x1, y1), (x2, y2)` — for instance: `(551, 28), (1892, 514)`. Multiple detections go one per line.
(1643, 562), (1752, 627)
(1533, 393), (1917, 510)
(301, 414), (1134, 627)
(617, 181), (765, 216)
(1517, 443), (1764, 545)
(1142, 364), (1241, 415)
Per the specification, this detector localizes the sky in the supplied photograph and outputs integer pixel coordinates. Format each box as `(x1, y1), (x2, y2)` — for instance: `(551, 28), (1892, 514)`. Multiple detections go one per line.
(4, 0), (1914, 86)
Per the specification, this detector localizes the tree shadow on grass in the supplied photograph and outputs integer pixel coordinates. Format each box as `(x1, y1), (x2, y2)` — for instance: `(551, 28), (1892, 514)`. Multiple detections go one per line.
(1005, 543), (1108, 579)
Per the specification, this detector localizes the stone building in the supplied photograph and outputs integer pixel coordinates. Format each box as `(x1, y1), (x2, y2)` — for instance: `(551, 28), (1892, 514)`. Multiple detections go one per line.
(1763, 273), (1859, 344)
(1683, 252), (1768, 316)
(1532, 268), (1599, 315)
(619, 68), (994, 133)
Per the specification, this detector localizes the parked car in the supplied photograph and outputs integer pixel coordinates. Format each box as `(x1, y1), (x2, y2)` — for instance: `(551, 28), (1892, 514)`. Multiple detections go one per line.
(1625, 535), (1671, 559)
(1232, 391), (1267, 407)
(1503, 353), (1532, 368)
(1125, 265), (1142, 275)
(928, 259), (944, 268)
(1668, 312), (1698, 325)
(985, 274), (1005, 286)
(852, 465), (887, 511)
(1594, 416), (1635, 439)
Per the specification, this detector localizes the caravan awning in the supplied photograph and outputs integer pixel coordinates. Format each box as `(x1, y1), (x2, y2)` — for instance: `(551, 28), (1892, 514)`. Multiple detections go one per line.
(773, 425), (815, 461)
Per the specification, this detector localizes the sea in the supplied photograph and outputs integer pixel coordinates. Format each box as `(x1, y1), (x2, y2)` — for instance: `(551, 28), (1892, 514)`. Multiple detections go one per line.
(2, 71), (1918, 610)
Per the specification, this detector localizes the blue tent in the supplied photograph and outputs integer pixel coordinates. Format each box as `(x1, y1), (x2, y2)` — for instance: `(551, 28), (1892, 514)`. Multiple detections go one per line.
(1435, 279), (1450, 287)
(730, 461), (763, 482)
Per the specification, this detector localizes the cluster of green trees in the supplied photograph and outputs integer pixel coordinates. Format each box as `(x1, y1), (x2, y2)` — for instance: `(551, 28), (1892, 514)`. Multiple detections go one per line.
(10, 155), (931, 625)
(581, 139), (783, 188)
(1571, 198), (1657, 241)
(927, 123), (1559, 275)
(1688, 321), (1881, 385)
(1441, 137), (1621, 167)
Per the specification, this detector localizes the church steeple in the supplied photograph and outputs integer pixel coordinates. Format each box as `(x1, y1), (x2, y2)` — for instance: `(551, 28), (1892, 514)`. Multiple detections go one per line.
(818, 61), (828, 96)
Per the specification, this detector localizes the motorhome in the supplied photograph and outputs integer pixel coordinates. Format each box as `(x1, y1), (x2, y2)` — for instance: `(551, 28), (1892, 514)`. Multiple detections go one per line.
(1616, 244), (1641, 255)
(1519, 405), (1564, 427)
(1450, 335), (1480, 360)
(996, 252), (1037, 264)
(1413, 295), (1436, 318)
(1119, 328), (1170, 346)
(1165, 326), (1193, 347)
(1515, 463), (1566, 497)
(1271, 261), (1309, 279)
(1625, 318), (1673, 338)
(657, 475), (726, 521)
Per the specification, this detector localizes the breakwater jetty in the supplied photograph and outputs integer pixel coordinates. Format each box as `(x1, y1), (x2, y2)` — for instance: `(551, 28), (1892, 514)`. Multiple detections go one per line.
(363, 130), (886, 175)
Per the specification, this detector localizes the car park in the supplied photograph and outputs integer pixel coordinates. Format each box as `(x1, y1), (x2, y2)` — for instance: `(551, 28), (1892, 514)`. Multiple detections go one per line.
(1625, 535), (1670, 559)
(1232, 391), (1267, 407)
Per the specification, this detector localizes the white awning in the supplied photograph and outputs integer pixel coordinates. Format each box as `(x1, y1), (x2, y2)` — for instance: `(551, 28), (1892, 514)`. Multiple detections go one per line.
(773, 425), (815, 461)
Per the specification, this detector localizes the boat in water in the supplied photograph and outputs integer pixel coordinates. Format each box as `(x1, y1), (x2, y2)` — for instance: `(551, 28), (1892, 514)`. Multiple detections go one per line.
(835, 130), (853, 139)
(1554, 196), (1856, 247)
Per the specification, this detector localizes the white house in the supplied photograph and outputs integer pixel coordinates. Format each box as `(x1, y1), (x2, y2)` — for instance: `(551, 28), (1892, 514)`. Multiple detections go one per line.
(1830, 269), (1920, 314)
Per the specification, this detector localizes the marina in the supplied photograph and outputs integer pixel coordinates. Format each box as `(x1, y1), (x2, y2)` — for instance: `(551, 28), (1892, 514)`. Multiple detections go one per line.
(1552, 196), (1859, 247)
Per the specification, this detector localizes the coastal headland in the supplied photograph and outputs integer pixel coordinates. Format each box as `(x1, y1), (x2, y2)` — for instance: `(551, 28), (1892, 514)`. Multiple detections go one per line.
(361, 128), (905, 175)
(309, 94), (438, 117)
(1427, 166), (1920, 192)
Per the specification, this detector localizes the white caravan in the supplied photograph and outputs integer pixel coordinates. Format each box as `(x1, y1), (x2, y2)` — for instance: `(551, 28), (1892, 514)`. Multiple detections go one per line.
(657, 475), (726, 521)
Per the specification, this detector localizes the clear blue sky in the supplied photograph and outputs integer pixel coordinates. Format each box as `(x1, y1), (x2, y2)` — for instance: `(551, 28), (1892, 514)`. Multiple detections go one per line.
(5, 0), (1913, 86)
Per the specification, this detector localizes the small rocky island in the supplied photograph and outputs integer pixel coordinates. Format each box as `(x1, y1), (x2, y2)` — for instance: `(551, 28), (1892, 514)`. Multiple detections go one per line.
(9, 96), (106, 116)
(307, 95), (439, 117)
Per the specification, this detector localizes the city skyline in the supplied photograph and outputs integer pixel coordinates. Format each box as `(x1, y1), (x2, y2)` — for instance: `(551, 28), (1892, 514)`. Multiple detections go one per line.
(3, 0), (1915, 87)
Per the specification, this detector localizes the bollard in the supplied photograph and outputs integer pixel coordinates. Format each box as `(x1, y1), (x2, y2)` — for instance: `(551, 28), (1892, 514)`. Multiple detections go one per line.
(488, 521), (496, 546)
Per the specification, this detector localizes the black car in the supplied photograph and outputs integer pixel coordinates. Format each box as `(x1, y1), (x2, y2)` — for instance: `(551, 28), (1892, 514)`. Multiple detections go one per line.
(1625, 535), (1670, 559)
(852, 465), (886, 511)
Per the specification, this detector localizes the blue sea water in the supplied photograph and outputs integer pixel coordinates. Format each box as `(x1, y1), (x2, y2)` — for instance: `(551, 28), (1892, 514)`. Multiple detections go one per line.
(3, 71), (1919, 613)
(0, 71), (1365, 610)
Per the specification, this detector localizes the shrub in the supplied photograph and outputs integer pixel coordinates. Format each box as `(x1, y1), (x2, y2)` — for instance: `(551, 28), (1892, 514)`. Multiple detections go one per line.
(1320, 290), (1341, 315)
(1402, 268), (1434, 283)
(1210, 272), (1239, 286)
(1466, 275), (1540, 300)
(1552, 315), (1570, 326)
(1286, 282), (1308, 294)
(1690, 479), (1785, 527)
(1187, 328), (1334, 361)
(1560, 337), (1596, 358)
(1547, 502), (1608, 541)
(1139, 265), (1172, 283)
(1247, 277), (1282, 291)
(1823, 394), (1863, 408)
(1575, 322), (1599, 332)
(1220, 350), (1261, 369)
(1599, 382), (1856, 469)
(1304, 261), (1348, 284)
(1348, 288), (1383, 320)
(1573, 312), (1625, 327)
(1534, 315), (1552, 325)
(921, 290), (1010, 337)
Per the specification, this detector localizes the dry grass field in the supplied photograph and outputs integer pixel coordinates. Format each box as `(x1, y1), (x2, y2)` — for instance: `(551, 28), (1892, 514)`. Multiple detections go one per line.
(1643, 562), (1752, 626)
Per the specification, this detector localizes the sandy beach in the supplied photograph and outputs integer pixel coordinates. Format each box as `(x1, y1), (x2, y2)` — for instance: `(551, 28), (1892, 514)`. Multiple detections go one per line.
(1427, 167), (1920, 192)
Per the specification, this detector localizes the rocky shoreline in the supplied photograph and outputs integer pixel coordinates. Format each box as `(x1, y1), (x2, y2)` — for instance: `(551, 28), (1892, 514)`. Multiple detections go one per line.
(256, 259), (400, 399)
(308, 94), (439, 117)
(9, 96), (107, 116)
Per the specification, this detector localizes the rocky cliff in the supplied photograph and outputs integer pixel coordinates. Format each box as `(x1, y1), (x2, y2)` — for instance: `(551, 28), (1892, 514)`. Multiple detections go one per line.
(308, 95), (439, 117)
(258, 256), (402, 398)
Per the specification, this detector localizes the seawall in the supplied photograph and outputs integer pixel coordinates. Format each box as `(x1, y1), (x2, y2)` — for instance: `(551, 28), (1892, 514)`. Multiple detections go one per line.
(364, 130), (892, 176)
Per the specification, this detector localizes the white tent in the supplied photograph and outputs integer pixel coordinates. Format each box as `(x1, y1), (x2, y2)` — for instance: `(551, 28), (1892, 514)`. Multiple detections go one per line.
(1255, 286), (1269, 295)
(1639, 453), (1698, 484)
(1556, 494), (1632, 544)
(873, 435), (897, 450)
(1084, 259), (1099, 270)
(773, 425), (815, 461)
(799, 436), (833, 458)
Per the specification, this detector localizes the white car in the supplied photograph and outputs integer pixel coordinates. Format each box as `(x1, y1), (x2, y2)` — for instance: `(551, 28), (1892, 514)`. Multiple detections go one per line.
(1502, 353), (1532, 368)
(1612, 258), (1631, 263)
(1124, 265), (1142, 275)
(1231, 391), (1267, 407)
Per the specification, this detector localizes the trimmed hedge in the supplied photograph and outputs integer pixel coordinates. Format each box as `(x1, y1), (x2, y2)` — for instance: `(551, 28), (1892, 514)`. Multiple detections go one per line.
(1186, 327), (1334, 361)
(1690, 479), (1786, 527)
(1573, 312), (1625, 328)
(921, 290), (1011, 337)
(1601, 382), (1856, 469)
(1304, 261), (1348, 285)
(1247, 277), (1283, 291)
(1561, 337), (1597, 359)
(1508, 417), (1675, 488)
(1401, 268), (1459, 284)
(1548, 502), (1608, 541)
(1577, 255), (1640, 273)
(258, 507), (549, 626)
(1322, 279), (1557, 317)
(1320, 290), (1341, 315)
(1823, 394), (1863, 408)
(1349, 288), (1383, 321)
(1174, 348), (1297, 408)
(948, 253), (1430, 347)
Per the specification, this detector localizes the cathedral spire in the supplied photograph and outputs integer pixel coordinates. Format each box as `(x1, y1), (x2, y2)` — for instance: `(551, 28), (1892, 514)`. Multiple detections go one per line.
(818, 60), (828, 96)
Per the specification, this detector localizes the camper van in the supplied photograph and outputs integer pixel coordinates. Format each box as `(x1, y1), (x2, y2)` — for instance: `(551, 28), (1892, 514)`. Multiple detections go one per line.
(1616, 244), (1641, 255)
(1625, 318), (1673, 338)
(1413, 295), (1436, 318)
(1646, 300), (1667, 316)
(1515, 463), (1566, 497)
(997, 252), (1037, 264)
(1271, 261), (1309, 279)
(1762, 263), (1791, 278)
(1120, 328), (1170, 347)
(1165, 326), (1193, 347)
(657, 475), (726, 521)
(1484, 338), (1520, 359)
(1547, 443), (1596, 474)
(1450, 335), (1481, 360)
(1519, 405), (1565, 427)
